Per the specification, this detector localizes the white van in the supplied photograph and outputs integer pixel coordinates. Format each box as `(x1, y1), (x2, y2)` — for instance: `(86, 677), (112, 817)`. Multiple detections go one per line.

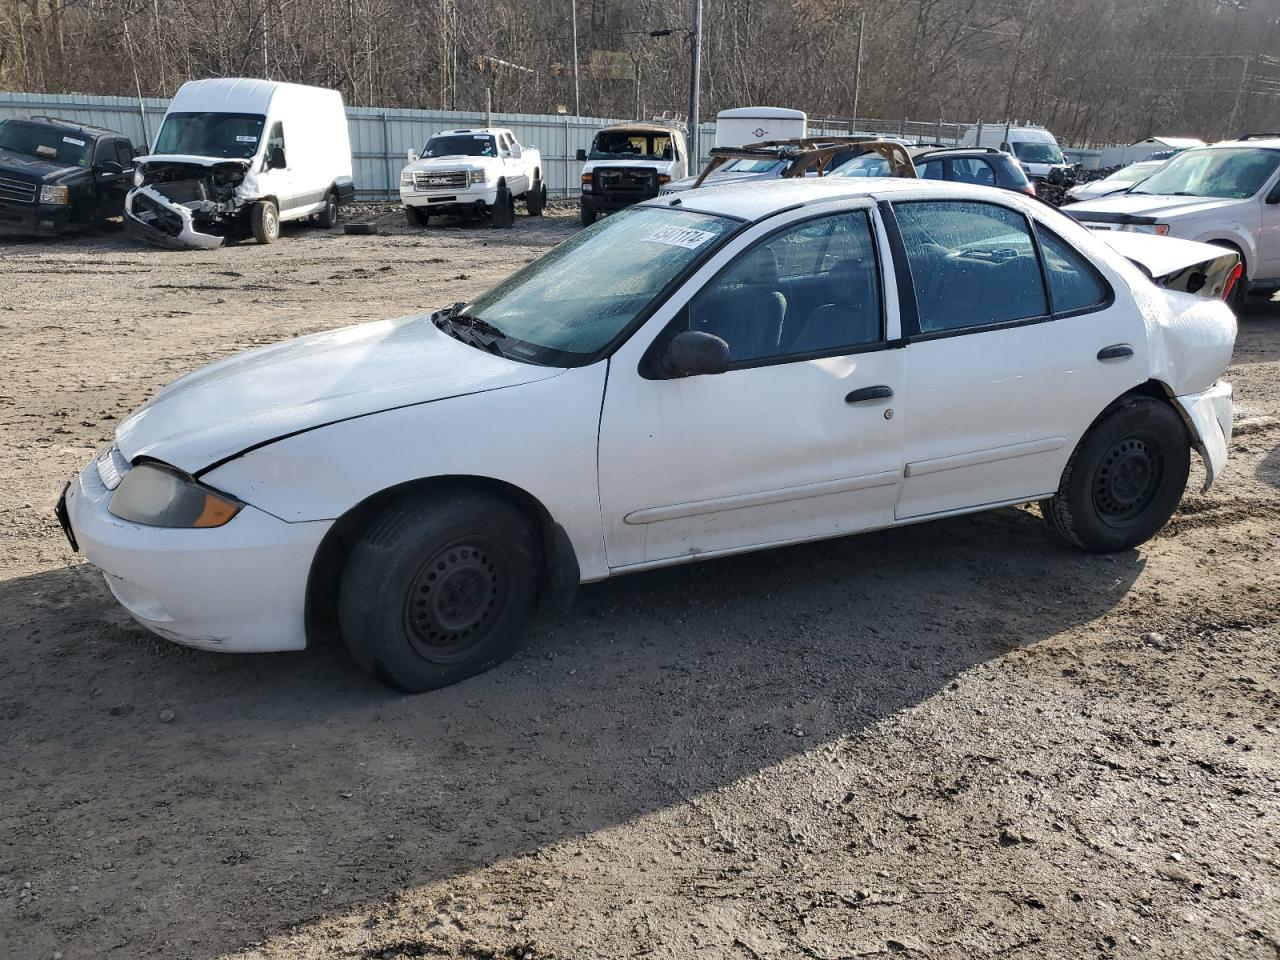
(576, 122), (687, 225)
(963, 123), (1069, 180)
(126, 78), (355, 248)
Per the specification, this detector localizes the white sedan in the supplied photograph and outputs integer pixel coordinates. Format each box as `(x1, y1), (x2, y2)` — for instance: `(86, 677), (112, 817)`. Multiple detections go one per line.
(59, 178), (1237, 691)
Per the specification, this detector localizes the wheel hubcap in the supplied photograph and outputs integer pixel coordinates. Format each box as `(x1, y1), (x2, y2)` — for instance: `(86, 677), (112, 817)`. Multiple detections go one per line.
(403, 541), (503, 660)
(1093, 434), (1162, 524)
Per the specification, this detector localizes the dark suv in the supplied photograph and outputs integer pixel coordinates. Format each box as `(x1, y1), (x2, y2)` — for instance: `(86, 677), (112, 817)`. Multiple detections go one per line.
(835, 145), (1035, 196)
(0, 116), (139, 237)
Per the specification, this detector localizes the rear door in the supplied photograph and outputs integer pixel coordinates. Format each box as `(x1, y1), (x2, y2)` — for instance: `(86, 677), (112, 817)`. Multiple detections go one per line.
(887, 198), (1145, 520)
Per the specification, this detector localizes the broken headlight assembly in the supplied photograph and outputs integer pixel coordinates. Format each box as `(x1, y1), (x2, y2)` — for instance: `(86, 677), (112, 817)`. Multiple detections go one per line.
(133, 168), (145, 187)
(39, 185), (69, 205)
(108, 462), (243, 529)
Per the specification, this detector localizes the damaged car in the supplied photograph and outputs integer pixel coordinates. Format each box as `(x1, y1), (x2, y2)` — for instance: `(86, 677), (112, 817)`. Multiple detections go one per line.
(126, 78), (355, 248)
(59, 178), (1236, 693)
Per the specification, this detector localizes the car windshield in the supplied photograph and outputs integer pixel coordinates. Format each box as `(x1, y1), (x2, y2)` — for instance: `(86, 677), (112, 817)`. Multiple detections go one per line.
(422, 134), (497, 158)
(1106, 161), (1162, 183)
(721, 158), (785, 174)
(1130, 147), (1280, 199)
(833, 155), (890, 177)
(459, 207), (738, 364)
(589, 130), (674, 161)
(1011, 140), (1064, 165)
(0, 120), (91, 166)
(153, 112), (266, 160)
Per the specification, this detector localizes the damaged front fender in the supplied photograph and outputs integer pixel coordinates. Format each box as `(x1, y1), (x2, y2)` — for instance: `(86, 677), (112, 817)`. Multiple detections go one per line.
(1177, 380), (1233, 492)
(125, 185), (226, 250)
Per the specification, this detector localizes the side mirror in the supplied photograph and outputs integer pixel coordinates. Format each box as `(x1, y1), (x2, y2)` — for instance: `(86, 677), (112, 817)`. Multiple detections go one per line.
(406, 149), (419, 163)
(267, 146), (286, 169)
(660, 330), (730, 378)
(576, 148), (588, 162)
(510, 143), (523, 159)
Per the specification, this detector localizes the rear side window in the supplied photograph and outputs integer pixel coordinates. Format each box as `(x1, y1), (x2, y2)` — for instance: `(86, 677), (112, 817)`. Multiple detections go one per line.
(952, 158), (997, 187)
(894, 200), (1048, 334)
(1036, 227), (1109, 313)
(917, 159), (945, 180)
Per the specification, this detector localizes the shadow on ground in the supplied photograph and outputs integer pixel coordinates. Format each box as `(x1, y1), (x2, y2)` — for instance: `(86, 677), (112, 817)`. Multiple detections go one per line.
(0, 506), (1143, 959)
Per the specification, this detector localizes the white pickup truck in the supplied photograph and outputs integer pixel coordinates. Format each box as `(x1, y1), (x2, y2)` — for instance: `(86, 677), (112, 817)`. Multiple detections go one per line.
(400, 127), (545, 228)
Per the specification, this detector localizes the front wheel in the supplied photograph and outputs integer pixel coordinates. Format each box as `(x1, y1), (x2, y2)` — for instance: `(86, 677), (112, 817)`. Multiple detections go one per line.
(338, 490), (539, 692)
(579, 202), (597, 227)
(250, 199), (280, 244)
(405, 205), (429, 227)
(492, 182), (515, 228)
(1042, 397), (1190, 553)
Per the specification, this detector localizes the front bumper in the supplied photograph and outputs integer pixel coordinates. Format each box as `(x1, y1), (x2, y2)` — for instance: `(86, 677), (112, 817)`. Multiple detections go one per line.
(0, 199), (74, 237)
(401, 183), (497, 212)
(1176, 379), (1233, 491)
(125, 186), (226, 250)
(62, 457), (330, 652)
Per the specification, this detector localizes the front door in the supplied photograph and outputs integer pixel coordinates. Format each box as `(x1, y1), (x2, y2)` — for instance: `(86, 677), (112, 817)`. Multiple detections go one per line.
(888, 198), (1147, 519)
(258, 121), (298, 213)
(598, 203), (907, 570)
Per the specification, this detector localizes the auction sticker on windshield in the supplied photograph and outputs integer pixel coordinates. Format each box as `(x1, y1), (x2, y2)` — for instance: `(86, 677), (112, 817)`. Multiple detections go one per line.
(643, 225), (717, 249)
(236, 135), (258, 143)
(62, 137), (85, 146)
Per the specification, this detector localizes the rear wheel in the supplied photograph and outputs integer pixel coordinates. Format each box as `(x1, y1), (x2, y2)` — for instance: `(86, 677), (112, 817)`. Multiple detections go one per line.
(250, 199), (280, 244)
(526, 176), (546, 216)
(338, 490), (539, 692)
(1042, 397), (1190, 553)
(318, 190), (340, 229)
(492, 181), (515, 228)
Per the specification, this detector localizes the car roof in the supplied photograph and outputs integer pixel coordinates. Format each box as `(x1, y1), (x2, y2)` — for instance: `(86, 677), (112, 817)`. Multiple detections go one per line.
(1206, 138), (1280, 150)
(11, 115), (123, 139)
(597, 122), (679, 134)
(439, 128), (506, 136)
(646, 176), (1020, 222)
(908, 145), (1010, 160)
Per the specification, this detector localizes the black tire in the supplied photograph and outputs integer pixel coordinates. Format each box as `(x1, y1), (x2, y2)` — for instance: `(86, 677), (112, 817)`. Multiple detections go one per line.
(526, 176), (545, 216)
(318, 190), (340, 229)
(1041, 396), (1190, 553)
(404, 205), (429, 227)
(250, 199), (280, 244)
(338, 490), (540, 692)
(579, 202), (597, 227)
(492, 181), (515, 228)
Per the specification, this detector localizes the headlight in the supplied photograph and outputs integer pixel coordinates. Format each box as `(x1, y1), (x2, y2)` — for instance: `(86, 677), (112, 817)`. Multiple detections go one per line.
(133, 168), (144, 187)
(1125, 223), (1170, 236)
(39, 185), (69, 205)
(108, 462), (243, 528)
(400, 171), (414, 185)
(468, 169), (485, 185)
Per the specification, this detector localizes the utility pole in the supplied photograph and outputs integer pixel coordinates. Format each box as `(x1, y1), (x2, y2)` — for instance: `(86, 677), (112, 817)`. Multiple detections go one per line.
(570, 0), (581, 116)
(852, 7), (865, 125)
(1228, 54), (1251, 139)
(689, 0), (703, 165)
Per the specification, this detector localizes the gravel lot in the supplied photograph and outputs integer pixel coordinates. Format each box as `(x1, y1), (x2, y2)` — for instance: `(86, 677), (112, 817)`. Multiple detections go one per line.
(1, 204), (1277, 960)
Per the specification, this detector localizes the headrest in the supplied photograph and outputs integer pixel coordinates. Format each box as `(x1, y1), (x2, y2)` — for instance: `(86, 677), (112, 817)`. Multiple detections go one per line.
(739, 246), (780, 285)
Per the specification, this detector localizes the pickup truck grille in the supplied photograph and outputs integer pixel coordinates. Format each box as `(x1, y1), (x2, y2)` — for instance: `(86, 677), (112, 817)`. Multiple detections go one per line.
(0, 176), (37, 205)
(414, 170), (469, 190)
(592, 167), (658, 201)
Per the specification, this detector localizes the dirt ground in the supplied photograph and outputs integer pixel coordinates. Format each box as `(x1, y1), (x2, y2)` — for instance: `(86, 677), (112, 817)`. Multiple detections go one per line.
(0, 203), (1277, 960)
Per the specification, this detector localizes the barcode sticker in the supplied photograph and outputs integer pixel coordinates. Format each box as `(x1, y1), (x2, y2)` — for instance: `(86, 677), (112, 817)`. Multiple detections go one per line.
(62, 136), (86, 147)
(643, 226), (716, 249)
(236, 135), (258, 143)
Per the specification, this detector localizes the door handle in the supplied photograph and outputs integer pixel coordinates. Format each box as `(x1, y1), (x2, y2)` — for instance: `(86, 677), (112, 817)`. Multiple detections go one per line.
(845, 385), (894, 403)
(1097, 343), (1134, 361)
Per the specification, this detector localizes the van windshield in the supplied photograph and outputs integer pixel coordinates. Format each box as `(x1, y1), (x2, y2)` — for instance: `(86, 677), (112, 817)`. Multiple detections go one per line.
(1011, 140), (1064, 165)
(1129, 147), (1280, 199)
(589, 130), (674, 161)
(0, 120), (91, 166)
(455, 206), (738, 365)
(154, 112), (266, 160)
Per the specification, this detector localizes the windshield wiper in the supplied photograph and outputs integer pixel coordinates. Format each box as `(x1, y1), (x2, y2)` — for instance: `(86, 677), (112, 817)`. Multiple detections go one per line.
(432, 303), (509, 358)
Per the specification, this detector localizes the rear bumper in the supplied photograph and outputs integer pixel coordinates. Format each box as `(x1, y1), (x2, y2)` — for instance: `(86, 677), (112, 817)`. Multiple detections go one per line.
(1176, 379), (1232, 491)
(63, 457), (330, 652)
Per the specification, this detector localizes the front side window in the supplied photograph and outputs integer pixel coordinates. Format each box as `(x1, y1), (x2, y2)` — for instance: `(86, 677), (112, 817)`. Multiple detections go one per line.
(1129, 147), (1280, 200)
(114, 140), (135, 167)
(154, 112), (266, 160)
(462, 207), (737, 364)
(266, 122), (285, 163)
(0, 120), (91, 167)
(674, 211), (883, 364)
(894, 201), (1048, 334)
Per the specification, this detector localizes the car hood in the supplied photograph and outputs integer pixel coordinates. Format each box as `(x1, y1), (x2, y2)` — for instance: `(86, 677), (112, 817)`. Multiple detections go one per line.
(115, 315), (564, 474)
(0, 146), (84, 182)
(136, 154), (253, 169)
(409, 156), (491, 171)
(1064, 192), (1241, 221)
(1068, 181), (1131, 201)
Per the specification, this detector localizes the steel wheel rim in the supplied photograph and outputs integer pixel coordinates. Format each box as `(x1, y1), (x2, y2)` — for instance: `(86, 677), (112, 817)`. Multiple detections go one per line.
(403, 538), (506, 663)
(1093, 431), (1164, 525)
